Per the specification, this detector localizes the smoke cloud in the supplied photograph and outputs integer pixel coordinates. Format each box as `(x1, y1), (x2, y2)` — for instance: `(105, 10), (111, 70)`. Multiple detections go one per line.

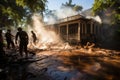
(45, 7), (79, 24)
(27, 13), (64, 49)
(27, 6), (80, 49)
(86, 15), (102, 24)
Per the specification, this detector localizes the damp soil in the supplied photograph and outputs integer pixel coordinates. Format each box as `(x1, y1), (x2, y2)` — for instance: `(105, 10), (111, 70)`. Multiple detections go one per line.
(1, 48), (120, 80)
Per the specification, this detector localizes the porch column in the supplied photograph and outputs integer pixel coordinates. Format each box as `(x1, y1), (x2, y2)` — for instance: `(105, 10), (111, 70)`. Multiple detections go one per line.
(58, 26), (60, 35)
(78, 22), (80, 42)
(66, 24), (69, 41)
(91, 23), (93, 34)
(85, 24), (87, 34)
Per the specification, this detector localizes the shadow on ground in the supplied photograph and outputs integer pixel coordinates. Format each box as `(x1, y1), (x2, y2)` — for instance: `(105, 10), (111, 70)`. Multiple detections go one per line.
(62, 54), (120, 80)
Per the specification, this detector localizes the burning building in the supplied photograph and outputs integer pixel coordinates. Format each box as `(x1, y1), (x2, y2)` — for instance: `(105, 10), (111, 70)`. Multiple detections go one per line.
(45, 14), (101, 45)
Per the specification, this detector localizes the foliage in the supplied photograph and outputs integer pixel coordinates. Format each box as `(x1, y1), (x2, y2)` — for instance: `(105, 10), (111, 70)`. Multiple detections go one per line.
(61, 0), (83, 12)
(0, 0), (47, 28)
(92, 0), (120, 24)
(16, 0), (47, 13)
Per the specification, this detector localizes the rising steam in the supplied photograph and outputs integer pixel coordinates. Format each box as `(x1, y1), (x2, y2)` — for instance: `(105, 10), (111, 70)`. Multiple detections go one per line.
(45, 7), (79, 24)
(27, 13), (71, 50)
(27, 7), (79, 50)
(86, 15), (102, 24)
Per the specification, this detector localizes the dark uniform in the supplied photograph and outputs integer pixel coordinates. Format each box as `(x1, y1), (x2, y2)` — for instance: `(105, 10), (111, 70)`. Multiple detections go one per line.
(15, 27), (29, 58)
(0, 30), (6, 68)
(5, 29), (15, 49)
(31, 31), (37, 44)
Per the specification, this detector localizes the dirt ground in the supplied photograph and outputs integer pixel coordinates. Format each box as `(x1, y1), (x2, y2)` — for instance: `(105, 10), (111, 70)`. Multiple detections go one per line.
(2, 47), (120, 80)
(26, 47), (120, 80)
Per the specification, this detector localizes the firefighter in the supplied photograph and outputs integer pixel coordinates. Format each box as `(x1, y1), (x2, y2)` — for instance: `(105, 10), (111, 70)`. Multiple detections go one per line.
(5, 29), (15, 49)
(31, 30), (37, 44)
(15, 27), (29, 58)
(0, 30), (6, 67)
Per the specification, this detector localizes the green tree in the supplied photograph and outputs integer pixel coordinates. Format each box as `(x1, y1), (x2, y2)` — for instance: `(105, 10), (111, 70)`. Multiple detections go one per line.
(92, 0), (120, 24)
(0, 0), (47, 28)
(92, 0), (120, 49)
(61, 0), (83, 12)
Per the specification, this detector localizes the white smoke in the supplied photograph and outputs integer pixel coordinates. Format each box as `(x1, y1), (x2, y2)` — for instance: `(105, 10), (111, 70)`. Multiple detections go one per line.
(57, 7), (78, 18)
(86, 15), (102, 24)
(27, 13), (63, 49)
(45, 7), (79, 24)
(28, 6), (81, 49)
